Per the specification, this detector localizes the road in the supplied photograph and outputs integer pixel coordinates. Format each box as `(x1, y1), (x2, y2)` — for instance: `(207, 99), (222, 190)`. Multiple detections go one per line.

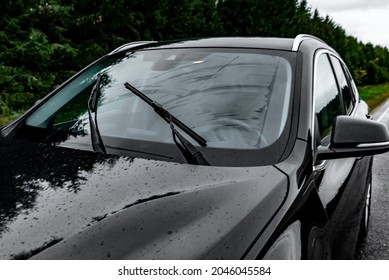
(355, 99), (389, 259)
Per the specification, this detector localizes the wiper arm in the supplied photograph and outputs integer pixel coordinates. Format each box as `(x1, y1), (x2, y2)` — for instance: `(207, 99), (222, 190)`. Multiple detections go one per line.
(168, 114), (209, 165)
(124, 82), (209, 165)
(88, 74), (106, 154)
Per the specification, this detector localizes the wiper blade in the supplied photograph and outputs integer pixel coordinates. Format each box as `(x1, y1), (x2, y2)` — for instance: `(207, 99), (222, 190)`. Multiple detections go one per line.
(124, 82), (206, 147)
(124, 82), (209, 165)
(88, 74), (106, 154)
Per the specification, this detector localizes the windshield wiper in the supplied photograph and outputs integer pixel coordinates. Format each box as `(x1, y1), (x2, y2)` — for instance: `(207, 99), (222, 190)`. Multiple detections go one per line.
(124, 82), (209, 165)
(88, 74), (106, 154)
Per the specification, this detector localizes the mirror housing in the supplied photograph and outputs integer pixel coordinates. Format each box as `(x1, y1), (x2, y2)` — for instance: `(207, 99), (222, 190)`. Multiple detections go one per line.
(316, 115), (389, 161)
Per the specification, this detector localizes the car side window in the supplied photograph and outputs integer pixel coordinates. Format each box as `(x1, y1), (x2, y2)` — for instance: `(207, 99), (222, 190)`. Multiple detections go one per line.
(329, 55), (355, 114)
(343, 64), (360, 103)
(315, 53), (344, 141)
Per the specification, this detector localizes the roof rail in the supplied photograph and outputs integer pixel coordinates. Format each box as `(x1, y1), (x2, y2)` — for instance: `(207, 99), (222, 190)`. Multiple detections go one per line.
(292, 34), (326, 51)
(108, 41), (156, 55)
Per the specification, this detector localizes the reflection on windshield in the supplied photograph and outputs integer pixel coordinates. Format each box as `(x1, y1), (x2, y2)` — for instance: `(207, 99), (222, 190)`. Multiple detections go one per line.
(24, 48), (292, 155)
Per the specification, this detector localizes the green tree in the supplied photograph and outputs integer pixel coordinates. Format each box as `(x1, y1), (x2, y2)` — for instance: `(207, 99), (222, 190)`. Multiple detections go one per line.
(216, 0), (298, 37)
(0, 0), (78, 123)
(1, 0), (389, 125)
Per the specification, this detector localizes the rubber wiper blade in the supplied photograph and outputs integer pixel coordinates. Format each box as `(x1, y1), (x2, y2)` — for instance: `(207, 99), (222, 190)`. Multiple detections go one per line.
(124, 82), (206, 147)
(124, 82), (209, 165)
(88, 74), (106, 154)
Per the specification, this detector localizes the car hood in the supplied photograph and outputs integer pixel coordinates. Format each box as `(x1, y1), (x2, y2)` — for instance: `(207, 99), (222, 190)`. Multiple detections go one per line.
(0, 137), (288, 259)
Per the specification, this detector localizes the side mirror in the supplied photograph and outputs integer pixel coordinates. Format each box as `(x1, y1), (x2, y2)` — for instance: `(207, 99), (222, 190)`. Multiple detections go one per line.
(316, 115), (389, 161)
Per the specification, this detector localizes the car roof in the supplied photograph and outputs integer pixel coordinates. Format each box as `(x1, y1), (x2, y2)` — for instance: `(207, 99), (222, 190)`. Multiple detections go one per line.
(109, 35), (330, 55)
(150, 37), (296, 50)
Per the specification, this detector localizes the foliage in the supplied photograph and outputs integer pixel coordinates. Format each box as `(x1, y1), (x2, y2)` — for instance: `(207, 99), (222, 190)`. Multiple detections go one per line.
(216, 0), (299, 37)
(1, 0), (389, 126)
(0, 0), (78, 125)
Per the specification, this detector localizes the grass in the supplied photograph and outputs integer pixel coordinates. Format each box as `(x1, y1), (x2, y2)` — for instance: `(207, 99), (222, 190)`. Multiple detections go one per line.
(358, 83), (389, 111)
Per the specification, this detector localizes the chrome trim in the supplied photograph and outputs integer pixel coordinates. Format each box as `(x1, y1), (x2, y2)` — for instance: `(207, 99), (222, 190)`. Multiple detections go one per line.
(292, 34), (326, 51)
(312, 49), (330, 151)
(313, 159), (328, 172)
(108, 41), (156, 55)
(357, 141), (389, 148)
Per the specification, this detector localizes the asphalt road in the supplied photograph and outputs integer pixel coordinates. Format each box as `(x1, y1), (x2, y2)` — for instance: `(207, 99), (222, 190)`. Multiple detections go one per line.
(355, 100), (389, 259)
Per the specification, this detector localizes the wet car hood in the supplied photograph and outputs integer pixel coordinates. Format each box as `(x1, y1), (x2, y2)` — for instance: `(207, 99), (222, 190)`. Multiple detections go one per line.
(0, 137), (288, 259)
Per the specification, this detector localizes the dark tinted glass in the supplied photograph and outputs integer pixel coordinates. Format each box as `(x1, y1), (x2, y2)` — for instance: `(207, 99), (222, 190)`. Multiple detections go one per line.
(330, 55), (355, 114)
(315, 54), (344, 139)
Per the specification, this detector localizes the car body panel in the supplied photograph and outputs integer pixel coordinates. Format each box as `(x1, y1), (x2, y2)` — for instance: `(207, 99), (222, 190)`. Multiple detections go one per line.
(110, 37), (296, 52)
(0, 137), (287, 259)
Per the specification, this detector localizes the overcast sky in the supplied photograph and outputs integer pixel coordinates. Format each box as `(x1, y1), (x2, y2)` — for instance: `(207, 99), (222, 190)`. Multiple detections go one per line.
(306, 0), (389, 48)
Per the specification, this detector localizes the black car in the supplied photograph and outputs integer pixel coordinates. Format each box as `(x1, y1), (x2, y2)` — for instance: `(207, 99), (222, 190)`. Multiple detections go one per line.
(1, 35), (389, 260)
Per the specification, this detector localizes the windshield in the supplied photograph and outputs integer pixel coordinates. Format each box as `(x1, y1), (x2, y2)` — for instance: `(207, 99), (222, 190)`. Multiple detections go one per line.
(19, 47), (294, 166)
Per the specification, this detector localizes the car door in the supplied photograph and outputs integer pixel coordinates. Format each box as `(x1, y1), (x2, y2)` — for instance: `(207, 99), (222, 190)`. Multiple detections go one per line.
(312, 50), (371, 259)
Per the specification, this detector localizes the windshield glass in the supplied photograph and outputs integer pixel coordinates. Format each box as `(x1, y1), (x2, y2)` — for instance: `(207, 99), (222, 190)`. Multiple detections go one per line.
(21, 47), (294, 166)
